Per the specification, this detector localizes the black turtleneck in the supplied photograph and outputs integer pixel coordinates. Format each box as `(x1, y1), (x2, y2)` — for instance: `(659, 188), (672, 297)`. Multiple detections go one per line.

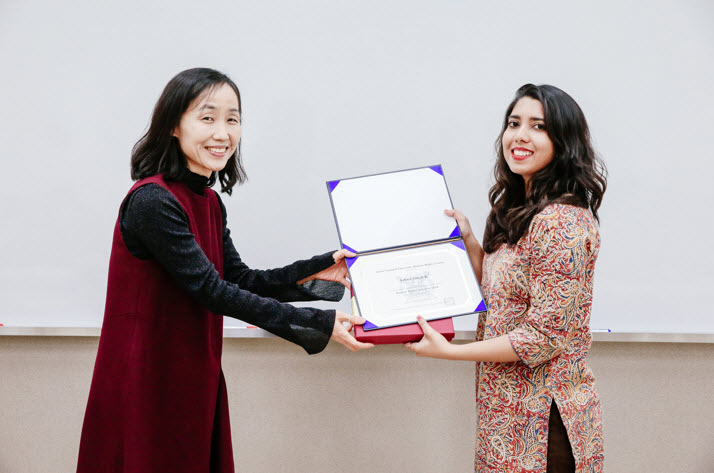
(119, 173), (343, 354)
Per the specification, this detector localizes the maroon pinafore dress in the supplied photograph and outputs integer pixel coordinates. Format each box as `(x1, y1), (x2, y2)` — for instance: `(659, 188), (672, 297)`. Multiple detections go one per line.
(77, 175), (234, 473)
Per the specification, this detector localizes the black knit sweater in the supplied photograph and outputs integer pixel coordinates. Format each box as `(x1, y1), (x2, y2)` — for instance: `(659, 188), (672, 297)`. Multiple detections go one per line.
(118, 172), (342, 354)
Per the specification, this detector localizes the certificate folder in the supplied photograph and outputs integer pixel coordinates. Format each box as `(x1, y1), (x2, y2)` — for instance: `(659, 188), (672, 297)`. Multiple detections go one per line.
(327, 165), (487, 339)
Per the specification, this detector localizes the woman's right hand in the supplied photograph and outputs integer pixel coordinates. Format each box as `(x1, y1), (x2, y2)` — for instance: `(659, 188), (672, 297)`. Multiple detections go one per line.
(445, 208), (484, 283)
(331, 310), (374, 352)
(445, 208), (474, 239)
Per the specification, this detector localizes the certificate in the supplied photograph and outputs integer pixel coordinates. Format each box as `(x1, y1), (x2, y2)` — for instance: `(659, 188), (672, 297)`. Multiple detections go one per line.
(327, 165), (487, 331)
(348, 242), (481, 328)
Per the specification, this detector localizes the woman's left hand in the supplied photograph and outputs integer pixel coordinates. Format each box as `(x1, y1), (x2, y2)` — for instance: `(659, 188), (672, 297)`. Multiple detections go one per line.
(298, 249), (355, 288)
(404, 316), (455, 359)
(331, 310), (374, 351)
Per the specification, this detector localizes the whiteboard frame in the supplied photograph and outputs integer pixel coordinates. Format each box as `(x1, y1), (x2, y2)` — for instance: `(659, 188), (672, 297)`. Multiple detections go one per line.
(1, 327), (713, 343)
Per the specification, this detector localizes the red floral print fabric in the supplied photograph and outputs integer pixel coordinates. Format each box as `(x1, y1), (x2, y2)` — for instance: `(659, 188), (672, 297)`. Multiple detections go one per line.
(475, 204), (604, 473)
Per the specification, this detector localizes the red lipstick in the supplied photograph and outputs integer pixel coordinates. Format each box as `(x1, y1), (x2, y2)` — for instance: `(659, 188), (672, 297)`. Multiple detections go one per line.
(511, 147), (533, 161)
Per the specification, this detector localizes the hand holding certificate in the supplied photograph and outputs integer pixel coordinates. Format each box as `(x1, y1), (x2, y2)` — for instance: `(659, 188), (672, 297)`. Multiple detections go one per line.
(297, 248), (356, 289)
(326, 165), (487, 340)
(331, 310), (374, 351)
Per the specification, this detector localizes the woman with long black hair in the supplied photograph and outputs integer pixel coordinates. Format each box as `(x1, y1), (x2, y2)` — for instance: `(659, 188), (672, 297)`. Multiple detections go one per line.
(77, 68), (372, 473)
(405, 84), (607, 473)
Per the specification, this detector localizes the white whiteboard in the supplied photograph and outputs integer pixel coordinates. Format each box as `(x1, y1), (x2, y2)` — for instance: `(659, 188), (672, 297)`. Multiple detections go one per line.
(0, 0), (712, 334)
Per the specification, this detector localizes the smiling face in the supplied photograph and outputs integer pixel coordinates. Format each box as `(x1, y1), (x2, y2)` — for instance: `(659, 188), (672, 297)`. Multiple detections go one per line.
(173, 83), (242, 177)
(501, 97), (554, 188)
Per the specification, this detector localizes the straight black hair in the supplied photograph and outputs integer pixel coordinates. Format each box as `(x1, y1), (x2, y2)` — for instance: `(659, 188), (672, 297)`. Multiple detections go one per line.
(131, 68), (247, 194)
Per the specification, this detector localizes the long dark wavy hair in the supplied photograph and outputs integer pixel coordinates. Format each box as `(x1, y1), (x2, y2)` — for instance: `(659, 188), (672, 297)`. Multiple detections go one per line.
(482, 84), (607, 253)
(130, 68), (247, 194)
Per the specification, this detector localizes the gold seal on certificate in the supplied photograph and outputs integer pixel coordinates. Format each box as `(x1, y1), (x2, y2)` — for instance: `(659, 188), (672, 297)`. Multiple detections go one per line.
(327, 165), (486, 330)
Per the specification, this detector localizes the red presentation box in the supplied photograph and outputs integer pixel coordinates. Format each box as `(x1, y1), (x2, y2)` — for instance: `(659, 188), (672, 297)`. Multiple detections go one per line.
(354, 316), (455, 345)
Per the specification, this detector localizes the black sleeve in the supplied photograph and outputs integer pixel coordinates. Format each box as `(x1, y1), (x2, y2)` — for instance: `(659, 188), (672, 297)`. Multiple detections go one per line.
(120, 184), (335, 354)
(216, 195), (346, 303)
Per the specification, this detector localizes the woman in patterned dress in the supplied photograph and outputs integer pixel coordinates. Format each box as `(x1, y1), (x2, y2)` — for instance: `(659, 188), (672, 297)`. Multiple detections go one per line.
(404, 84), (607, 473)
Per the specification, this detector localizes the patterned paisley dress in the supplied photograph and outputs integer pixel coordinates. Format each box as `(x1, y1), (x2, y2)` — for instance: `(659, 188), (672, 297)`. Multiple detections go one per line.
(475, 204), (604, 473)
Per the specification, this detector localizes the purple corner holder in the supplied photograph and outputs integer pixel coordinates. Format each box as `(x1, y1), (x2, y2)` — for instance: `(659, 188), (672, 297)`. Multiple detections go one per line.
(451, 240), (466, 251)
(342, 244), (358, 268)
(429, 165), (443, 176)
(475, 300), (487, 312)
(449, 225), (461, 238)
(328, 180), (340, 193)
(363, 320), (379, 330)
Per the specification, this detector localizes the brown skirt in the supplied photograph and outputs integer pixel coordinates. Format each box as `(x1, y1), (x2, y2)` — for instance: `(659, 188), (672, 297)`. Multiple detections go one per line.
(547, 401), (575, 473)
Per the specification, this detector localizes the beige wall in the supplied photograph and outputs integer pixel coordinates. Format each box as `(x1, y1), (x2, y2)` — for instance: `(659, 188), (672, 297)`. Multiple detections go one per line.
(1, 337), (713, 472)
